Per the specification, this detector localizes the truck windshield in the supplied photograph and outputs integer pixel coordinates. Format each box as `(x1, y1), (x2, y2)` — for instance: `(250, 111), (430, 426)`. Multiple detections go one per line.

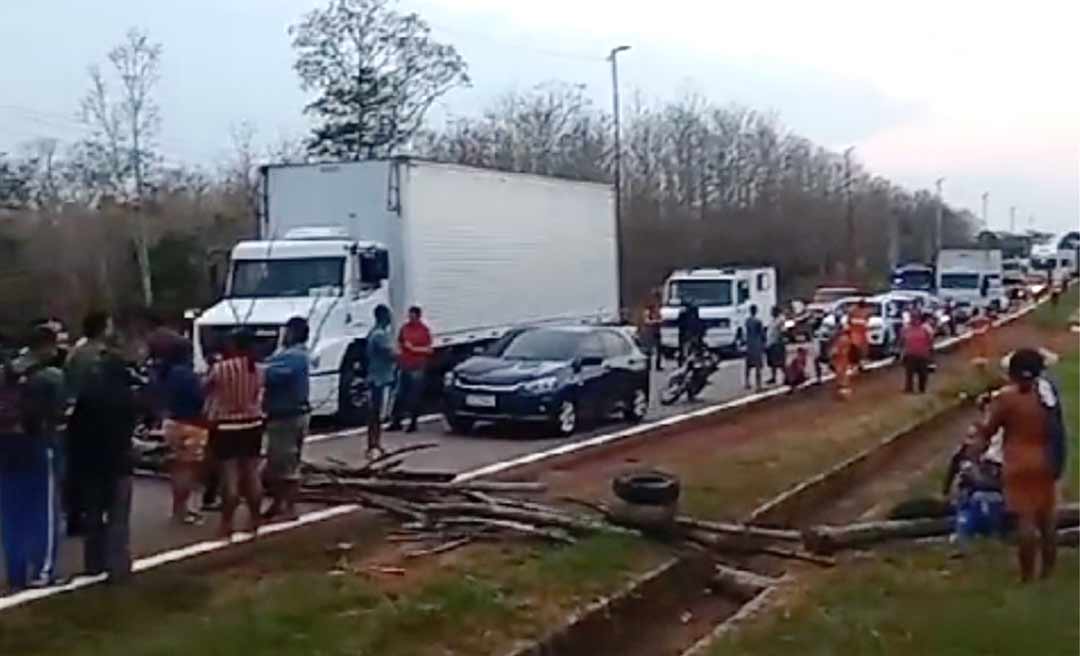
(940, 273), (980, 289)
(666, 280), (733, 307)
(892, 270), (934, 291)
(229, 257), (345, 298)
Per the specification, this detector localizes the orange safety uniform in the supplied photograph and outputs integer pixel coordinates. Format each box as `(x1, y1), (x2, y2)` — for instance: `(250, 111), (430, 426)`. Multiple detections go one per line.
(847, 305), (872, 363)
(831, 330), (853, 399)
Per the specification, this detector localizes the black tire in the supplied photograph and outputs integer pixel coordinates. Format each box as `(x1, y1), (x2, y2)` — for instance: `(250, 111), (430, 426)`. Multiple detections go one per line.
(623, 386), (649, 422)
(659, 373), (685, 405)
(612, 470), (681, 505)
(444, 414), (474, 435)
(337, 347), (368, 426)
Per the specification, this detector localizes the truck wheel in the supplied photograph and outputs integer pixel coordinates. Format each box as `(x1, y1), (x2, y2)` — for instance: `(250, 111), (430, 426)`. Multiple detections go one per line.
(338, 348), (368, 426)
(624, 387), (649, 422)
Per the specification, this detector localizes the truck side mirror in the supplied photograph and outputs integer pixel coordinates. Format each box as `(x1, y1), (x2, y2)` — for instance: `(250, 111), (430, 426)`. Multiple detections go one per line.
(360, 248), (390, 284)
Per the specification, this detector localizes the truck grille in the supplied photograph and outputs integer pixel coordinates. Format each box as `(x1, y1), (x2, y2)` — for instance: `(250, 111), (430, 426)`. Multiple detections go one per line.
(198, 324), (282, 363)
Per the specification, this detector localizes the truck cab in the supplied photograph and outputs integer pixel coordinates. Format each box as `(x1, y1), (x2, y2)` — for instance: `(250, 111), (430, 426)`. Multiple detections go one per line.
(890, 263), (935, 293)
(659, 267), (777, 353)
(936, 249), (1007, 318)
(193, 227), (390, 419)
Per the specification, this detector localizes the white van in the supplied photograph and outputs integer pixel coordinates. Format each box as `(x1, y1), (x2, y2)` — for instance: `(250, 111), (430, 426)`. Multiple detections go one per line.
(659, 267), (778, 353)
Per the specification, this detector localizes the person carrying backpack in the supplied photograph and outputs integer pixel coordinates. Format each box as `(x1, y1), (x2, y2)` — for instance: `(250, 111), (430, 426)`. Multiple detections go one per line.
(0, 325), (67, 590)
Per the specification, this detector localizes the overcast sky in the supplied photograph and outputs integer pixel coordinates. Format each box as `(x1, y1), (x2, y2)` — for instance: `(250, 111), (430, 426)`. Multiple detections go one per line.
(1, 0), (1076, 233)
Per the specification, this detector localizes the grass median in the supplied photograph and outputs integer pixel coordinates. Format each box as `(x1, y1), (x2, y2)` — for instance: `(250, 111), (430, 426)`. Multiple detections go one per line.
(713, 347), (1080, 656)
(0, 313), (1066, 655)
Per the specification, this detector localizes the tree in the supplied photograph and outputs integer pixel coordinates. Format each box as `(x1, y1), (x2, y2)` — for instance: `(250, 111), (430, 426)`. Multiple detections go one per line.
(0, 153), (37, 209)
(290, 0), (470, 159)
(79, 27), (163, 306)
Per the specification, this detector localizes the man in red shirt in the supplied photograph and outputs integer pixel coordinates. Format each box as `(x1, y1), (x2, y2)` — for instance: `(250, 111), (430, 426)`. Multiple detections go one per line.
(389, 306), (434, 433)
(900, 309), (935, 394)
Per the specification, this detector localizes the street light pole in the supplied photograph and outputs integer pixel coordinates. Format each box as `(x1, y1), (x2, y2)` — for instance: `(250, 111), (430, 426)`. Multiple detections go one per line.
(935, 177), (945, 256)
(609, 45), (631, 316)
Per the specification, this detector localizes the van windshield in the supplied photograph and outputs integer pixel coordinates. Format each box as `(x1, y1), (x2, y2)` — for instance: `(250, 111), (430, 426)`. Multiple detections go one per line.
(666, 280), (733, 307)
(229, 257), (345, 298)
(940, 273), (980, 289)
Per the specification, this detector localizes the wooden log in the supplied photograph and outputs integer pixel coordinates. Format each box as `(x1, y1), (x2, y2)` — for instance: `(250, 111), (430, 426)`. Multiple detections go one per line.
(802, 517), (954, 555)
(404, 537), (472, 558)
(353, 492), (430, 524)
(676, 517), (802, 543)
(418, 502), (630, 536)
(302, 479), (546, 495)
(436, 517), (576, 544)
(684, 530), (835, 567)
(712, 564), (779, 600)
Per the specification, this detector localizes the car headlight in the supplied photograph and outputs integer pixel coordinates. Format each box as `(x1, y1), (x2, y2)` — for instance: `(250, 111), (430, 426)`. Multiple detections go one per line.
(522, 376), (559, 395)
(444, 372), (456, 388)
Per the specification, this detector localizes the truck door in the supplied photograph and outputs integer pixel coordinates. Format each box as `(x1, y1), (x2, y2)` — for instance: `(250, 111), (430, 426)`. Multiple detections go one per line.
(752, 270), (776, 317)
(733, 277), (751, 341)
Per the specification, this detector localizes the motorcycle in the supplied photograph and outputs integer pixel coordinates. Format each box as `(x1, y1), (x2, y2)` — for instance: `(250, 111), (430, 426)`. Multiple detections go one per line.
(659, 345), (719, 405)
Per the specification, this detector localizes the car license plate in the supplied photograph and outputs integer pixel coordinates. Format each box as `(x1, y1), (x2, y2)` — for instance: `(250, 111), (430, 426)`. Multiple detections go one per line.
(465, 394), (496, 408)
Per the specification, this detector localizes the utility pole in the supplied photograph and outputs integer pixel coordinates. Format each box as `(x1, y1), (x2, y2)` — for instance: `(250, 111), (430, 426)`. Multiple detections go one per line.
(981, 192), (989, 229)
(935, 177), (945, 257)
(844, 147), (856, 279)
(1009, 205), (1016, 232)
(609, 44), (631, 316)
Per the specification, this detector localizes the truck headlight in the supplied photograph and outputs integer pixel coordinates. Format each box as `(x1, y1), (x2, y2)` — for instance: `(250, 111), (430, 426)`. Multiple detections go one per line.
(523, 376), (559, 395)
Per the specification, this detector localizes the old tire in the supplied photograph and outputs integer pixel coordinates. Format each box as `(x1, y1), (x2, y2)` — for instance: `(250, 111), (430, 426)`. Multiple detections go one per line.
(608, 498), (677, 533)
(612, 470), (681, 506)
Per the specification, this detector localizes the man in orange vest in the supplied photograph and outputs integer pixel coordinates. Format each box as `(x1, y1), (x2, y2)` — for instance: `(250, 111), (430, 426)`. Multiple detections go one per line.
(831, 327), (853, 400)
(847, 299), (872, 369)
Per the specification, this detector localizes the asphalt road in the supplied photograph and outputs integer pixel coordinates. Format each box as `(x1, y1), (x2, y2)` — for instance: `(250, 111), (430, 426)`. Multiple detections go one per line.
(35, 353), (784, 581)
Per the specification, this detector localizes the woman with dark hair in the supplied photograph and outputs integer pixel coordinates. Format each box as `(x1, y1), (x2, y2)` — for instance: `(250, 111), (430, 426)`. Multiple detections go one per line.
(204, 328), (265, 538)
(971, 348), (1065, 581)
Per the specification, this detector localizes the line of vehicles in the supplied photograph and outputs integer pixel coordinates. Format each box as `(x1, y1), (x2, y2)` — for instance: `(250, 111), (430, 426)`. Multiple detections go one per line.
(188, 157), (1079, 438)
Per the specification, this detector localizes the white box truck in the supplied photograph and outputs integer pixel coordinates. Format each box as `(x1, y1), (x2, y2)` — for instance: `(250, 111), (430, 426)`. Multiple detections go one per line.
(193, 158), (619, 421)
(658, 267), (778, 353)
(935, 248), (1007, 317)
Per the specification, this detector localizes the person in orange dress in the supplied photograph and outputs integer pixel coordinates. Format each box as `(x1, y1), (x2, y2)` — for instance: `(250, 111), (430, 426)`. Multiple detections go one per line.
(971, 348), (1061, 582)
(968, 308), (993, 370)
(831, 327), (853, 400)
(847, 299), (872, 369)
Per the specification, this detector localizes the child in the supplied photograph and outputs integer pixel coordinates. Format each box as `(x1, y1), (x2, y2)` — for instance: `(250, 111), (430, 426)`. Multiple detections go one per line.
(946, 395), (1005, 546)
(784, 347), (809, 390)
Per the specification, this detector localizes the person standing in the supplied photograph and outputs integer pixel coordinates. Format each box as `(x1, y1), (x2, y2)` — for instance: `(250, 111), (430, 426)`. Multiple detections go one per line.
(968, 308), (993, 371)
(204, 329), (265, 539)
(765, 306), (786, 385)
(390, 306), (433, 433)
(0, 326), (66, 590)
(900, 310), (934, 394)
(831, 327), (853, 400)
(638, 291), (664, 371)
(262, 317), (310, 520)
(847, 299), (872, 369)
(743, 305), (766, 391)
(67, 335), (139, 582)
(161, 340), (208, 525)
(365, 305), (397, 458)
(971, 349), (1064, 582)
(677, 302), (702, 366)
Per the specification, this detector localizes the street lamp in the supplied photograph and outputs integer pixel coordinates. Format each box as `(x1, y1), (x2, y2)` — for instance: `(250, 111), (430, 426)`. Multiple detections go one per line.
(609, 45), (631, 315)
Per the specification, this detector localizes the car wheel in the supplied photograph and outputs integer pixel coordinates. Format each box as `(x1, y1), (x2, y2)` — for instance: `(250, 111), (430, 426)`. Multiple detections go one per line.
(337, 348), (368, 426)
(624, 387), (649, 422)
(444, 414), (474, 435)
(612, 470), (681, 505)
(552, 399), (577, 437)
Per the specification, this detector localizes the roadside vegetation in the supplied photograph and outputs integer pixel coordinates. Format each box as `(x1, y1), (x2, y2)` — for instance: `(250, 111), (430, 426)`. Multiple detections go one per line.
(715, 346), (1080, 656)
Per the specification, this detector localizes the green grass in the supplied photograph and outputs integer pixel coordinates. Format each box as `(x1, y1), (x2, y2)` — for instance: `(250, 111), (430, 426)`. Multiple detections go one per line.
(713, 543), (1079, 656)
(1034, 285), (1079, 330)
(1056, 348), (1079, 500)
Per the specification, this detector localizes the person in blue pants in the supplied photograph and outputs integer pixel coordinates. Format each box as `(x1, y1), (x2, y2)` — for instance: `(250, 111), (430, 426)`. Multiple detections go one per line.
(0, 325), (66, 590)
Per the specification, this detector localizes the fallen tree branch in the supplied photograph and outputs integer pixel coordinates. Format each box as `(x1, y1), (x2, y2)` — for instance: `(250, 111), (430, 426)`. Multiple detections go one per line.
(437, 517), (576, 544)
(303, 479), (547, 495)
(404, 537), (472, 558)
(418, 502), (632, 536)
(676, 517), (802, 543)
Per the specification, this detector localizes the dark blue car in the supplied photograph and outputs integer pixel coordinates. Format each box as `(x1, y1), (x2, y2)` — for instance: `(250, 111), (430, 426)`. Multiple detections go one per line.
(443, 326), (650, 436)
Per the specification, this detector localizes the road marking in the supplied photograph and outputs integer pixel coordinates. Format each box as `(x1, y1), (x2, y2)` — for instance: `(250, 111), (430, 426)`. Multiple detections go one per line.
(0, 299), (1045, 612)
(303, 413), (443, 444)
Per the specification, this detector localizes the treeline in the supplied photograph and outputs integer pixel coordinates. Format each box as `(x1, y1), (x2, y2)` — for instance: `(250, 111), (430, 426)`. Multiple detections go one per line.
(418, 82), (976, 302)
(1, 0), (976, 334)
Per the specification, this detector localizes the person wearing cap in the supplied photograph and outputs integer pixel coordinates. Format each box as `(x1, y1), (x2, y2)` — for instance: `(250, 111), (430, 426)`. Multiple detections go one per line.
(970, 348), (1066, 582)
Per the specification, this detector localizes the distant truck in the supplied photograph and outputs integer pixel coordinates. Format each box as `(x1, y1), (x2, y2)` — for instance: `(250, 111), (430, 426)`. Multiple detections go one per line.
(935, 249), (1007, 318)
(890, 263), (935, 293)
(659, 267), (777, 355)
(193, 158), (619, 422)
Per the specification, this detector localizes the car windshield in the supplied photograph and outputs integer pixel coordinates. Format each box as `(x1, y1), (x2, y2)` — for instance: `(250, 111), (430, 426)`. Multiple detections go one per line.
(666, 280), (733, 306)
(940, 273), (980, 289)
(497, 329), (584, 361)
(813, 288), (857, 304)
(229, 257), (345, 298)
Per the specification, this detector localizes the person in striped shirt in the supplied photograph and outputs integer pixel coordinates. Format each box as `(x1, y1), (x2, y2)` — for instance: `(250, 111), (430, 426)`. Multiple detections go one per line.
(204, 329), (265, 539)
